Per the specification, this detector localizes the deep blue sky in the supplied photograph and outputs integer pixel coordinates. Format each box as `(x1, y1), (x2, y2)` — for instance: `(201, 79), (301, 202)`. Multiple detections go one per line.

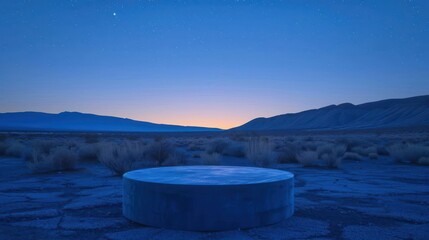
(1, 0), (428, 128)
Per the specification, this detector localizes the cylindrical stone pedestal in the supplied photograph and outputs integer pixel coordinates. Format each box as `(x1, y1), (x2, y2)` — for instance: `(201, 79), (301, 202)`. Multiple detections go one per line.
(123, 166), (294, 231)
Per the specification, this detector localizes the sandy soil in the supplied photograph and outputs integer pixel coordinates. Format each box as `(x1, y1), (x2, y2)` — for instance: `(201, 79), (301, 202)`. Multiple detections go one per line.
(0, 156), (428, 240)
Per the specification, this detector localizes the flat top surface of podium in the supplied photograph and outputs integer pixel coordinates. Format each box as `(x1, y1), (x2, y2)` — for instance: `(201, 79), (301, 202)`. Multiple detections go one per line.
(123, 165), (293, 186)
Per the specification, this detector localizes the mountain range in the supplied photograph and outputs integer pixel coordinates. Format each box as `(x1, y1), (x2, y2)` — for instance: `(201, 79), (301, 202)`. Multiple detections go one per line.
(0, 111), (220, 132)
(232, 95), (429, 131)
(1, 95), (428, 132)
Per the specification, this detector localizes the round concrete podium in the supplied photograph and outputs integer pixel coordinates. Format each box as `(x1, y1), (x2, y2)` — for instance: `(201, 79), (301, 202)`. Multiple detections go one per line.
(122, 166), (294, 231)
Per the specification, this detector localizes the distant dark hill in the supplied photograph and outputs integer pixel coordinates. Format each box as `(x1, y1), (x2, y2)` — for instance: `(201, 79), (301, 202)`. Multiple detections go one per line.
(231, 95), (429, 131)
(0, 111), (221, 132)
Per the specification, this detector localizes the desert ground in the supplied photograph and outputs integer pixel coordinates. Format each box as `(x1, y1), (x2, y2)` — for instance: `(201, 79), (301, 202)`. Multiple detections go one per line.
(0, 131), (428, 240)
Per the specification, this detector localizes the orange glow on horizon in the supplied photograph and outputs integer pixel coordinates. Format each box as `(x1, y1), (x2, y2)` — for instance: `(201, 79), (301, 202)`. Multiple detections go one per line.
(131, 114), (246, 130)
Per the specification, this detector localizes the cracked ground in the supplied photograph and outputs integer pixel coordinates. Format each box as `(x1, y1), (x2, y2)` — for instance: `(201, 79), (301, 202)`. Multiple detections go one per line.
(0, 156), (428, 240)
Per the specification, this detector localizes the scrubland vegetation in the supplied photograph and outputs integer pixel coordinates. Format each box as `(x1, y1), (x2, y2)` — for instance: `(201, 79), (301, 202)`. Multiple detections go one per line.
(387, 142), (429, 165)
(246, 137), (276, 167)
(0, 131), (428, 175)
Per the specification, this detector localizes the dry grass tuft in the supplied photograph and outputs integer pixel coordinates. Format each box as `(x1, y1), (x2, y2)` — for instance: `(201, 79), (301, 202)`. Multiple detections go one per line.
(201, 152), (221, 165)
(145, 140), (175, 165)
(4, 139), (30, 158)
(32, 140), (58, 155)
(246, 137), (276, 167)
(163, 149), (188, 166)
(348, 145), (375, 157)
(377, 145), (389, 156)
(188, 143), (205, 151)
(98, 141), (150, 175)
(222, 141), (245, 158)
(77, 143), (99, 161)
(319, 144), (346, 168)
(369, 152), (378, 160)
(296, 151), (319, 167)
(387, 143), (429, 165)
(296, 143), (345, 168)
(276, 142), (298, 163)
(0, 141), (7, 156)
(205, 138), (245, 158)
(207, 139), (229, 154)
(97, 139), (188, 175)
(343, 152), (362, 161)
(28, 147), (78, 173)
(418, 157), (429, 165)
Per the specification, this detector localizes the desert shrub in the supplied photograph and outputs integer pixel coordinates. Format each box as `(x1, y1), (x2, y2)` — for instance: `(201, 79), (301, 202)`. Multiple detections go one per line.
(387, 143), (429, 164)
(316, 144), (345, 168)
(28, 151), (51, 173)
(300, 141), (318, 151)
(328, 145), (346, 168)
(369, 152), (378, 160)
(201, 152), (221, 165)
(321, 153), (341, 168)
(334, 144), (347, 156)
(163, 149), (188, 166)
(98, 139), (189, 174)
(276, 142), (298, 163)
(78, 143), (99, 161)
(98, 141), (150, 175)
(418, 157), (429, 165)
(49, 147), (78, 170)
(228, 133), (247, 142)
(277, 150), (297, 163)
(296, 151), (319, 167)
(304, 136), (314, 142)
(144, 140), (175, 165)
(0, 141), (7, 156)
(207, 139), (229, 154)
(0, 134), (7, 142)
(336, 138), (372, 152)
(343, 152), (361, 161)
(188, 143), (204, 151)
(350, 145), (377, 157)
(84, 134), (99, 144)
(28, 147), (78, 173)
(4, 140), (23, 157)
(364, 146), (377, 156)
(246, 137), (276, 167)
(4, 139), (31, 158)
(377, 145), (389, 156)
(222, 142), (246, 158)
(173, 139), (189, 148)
(32, 140), (58, 155)
(317, 144), (333, 158)
(125, 135), (140, 141)
(21, 148), (33, 161)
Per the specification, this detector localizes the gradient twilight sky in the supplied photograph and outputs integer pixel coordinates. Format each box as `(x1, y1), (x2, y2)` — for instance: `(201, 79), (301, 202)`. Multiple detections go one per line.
(0, 1), (428, 129)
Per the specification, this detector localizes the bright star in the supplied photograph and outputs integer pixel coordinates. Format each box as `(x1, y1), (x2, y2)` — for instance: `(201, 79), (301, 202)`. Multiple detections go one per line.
(113, 12), (116, 16)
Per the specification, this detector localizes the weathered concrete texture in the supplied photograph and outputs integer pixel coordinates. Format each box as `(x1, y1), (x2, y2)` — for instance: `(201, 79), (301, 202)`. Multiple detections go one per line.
(123, 166), (294, 231)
